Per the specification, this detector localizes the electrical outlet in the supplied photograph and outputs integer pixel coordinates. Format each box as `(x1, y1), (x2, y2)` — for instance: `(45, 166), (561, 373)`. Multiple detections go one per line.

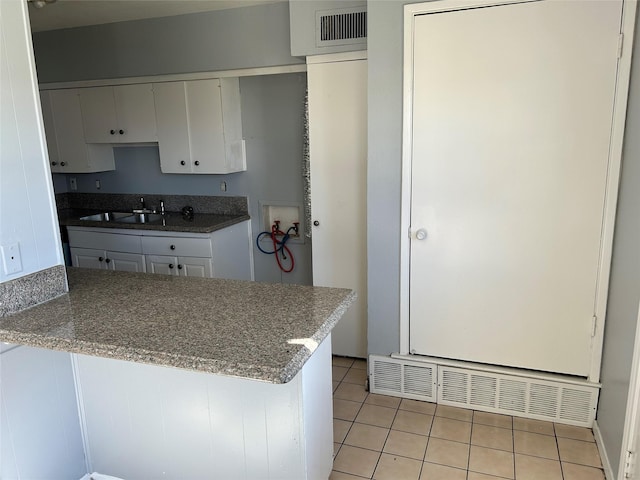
(1, 243), (22, 275)
(69, 177), (78, 190)
(95, 180), (101, 190)
(220, 181), (227, 192)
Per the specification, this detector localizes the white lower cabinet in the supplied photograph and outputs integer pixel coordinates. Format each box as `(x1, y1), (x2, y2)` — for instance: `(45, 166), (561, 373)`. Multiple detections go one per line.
(145, 255), (212, 278)
(67, 221), (252, 280)
(71, 247), (145, 272)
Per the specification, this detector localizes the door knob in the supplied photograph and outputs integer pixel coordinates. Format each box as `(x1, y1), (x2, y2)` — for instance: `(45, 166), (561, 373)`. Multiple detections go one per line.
(415, 228), (428, 241)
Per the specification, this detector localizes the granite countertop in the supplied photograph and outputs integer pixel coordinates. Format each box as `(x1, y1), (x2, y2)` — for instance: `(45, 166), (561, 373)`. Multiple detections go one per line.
(58, 208), (250, 234)
(0, 268), (355, 383)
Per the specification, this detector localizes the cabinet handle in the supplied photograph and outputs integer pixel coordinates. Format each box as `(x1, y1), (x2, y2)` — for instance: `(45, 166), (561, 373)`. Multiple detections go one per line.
(194, 161), (200, 166)
(170, 244), (176, 250)
(51, 161), (57, 166)
(177, 264), (183, 270)
(313, 220), (320, 226)
(110, 129), (116, 135)
(98, 256), (104, 262)
(180, 160), (186, 166)
(119, 129), (124, 135)
(60, 162), (66, 166)
(169, 263), (174, 269)
(105, 258), (111, 264)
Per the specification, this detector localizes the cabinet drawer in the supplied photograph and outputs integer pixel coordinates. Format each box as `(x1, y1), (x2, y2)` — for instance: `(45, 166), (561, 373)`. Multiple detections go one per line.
(68, 230), (142, 253)
(141, 236), (212, 258)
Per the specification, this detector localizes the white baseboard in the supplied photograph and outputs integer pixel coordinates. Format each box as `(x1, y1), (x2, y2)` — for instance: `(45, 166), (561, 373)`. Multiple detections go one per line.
(593, 420), (615, 480)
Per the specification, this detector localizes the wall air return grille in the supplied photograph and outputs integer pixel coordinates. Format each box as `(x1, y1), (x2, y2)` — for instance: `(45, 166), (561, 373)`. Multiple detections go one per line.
(371, 355), (600, 427)
(316, 8), (367, 47)
(370, 356), (437, 402)
(438, 366), (598, 427)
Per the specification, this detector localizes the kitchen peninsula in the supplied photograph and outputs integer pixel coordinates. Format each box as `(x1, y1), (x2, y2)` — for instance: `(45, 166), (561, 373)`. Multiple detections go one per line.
(0, 268), (355, 479)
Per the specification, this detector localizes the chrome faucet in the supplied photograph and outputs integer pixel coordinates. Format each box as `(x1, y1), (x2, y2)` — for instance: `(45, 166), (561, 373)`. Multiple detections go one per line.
(133, 196), (154, 214)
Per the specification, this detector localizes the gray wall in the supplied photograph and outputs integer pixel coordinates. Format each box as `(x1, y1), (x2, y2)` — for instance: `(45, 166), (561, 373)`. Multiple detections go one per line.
(33, 2), (303, 83)
(34, 4), (312, 286)
(367, 0), (418, 355)
(596, 8), (640, 477)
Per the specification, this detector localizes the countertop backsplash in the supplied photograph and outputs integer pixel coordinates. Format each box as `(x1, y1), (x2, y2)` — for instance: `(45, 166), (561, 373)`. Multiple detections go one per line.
(55, 193), (249, 216)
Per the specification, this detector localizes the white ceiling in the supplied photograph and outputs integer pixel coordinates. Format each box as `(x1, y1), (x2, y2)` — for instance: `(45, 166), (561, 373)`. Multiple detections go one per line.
(28, 0), (285, 33)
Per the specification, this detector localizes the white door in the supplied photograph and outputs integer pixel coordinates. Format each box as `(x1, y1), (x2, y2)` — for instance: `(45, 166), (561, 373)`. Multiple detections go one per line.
(308, 57), (368, 358)
(113, 84), (157, 142)
(186, 79), (226, 173)
(71, 247), (106, 269)
(408, 0), (622, 376)
(79, 86), (118, 143)
(154, 82), (192, 173)
(146, 255), (180, 276)
(107, 251), (146, 273)
(178, 257), (212, 278)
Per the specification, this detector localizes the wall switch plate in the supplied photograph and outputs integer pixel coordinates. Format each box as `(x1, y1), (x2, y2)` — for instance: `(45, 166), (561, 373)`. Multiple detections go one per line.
(95, 180), (101, 190)
(69, 177), (78, 190)
(1, 243), (22, 275)
(220, 181), (227, 192)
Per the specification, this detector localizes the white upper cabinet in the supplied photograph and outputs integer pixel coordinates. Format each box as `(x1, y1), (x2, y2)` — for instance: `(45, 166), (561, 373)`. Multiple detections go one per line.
(39, 89), (115, 173)
(79, 84), (157, 143)
(153, 78), (246, 174)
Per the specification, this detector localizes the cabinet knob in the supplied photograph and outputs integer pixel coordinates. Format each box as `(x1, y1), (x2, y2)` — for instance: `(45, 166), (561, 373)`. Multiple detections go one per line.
(51, 161), (57, 166)
(313, 220), (320, 226)
(194, 161), (200, 166)
(169, 263), (174, 269)
(60, 161), (66, 166)
(178, 264), (183, 270)
(119, 129), (124, 135)
(180, 160), (186, 166)
(170, 244), (176, 250)
(110, 129), (116, 135)
(98, 256), (104, 262)
(105, 258), (111, 264)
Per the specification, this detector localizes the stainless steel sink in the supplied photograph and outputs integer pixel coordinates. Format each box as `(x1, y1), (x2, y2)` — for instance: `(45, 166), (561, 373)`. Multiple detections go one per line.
(79, 211), (163, 224)
(116, 213), (164, 224)
(79, 211), (133, 222)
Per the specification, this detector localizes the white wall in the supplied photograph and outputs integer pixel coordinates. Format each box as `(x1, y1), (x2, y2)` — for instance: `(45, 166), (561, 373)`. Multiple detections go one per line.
(0, 0), (63, 283)
(0, 2), (85, 478)
(1, 344), (86, 480)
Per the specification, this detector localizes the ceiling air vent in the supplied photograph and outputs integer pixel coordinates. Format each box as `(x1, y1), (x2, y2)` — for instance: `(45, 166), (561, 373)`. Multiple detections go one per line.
(316, 7), (367, 48)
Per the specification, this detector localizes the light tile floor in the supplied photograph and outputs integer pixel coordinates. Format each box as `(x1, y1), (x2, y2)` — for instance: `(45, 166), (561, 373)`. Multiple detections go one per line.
(331, 356), (605, 480)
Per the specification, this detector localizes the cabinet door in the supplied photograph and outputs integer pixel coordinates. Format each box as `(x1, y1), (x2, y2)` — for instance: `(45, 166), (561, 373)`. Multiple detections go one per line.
(186, 79), (226, 173)
(42, 90), (115, 173)
(47, 90), (90, 172)
(39, 91), (60, 170)
(178, 257), (212, 278)
(145, 255), (180, 276)
(114, 84), (157, 142)
(107, 251), (146, 273)
(79, 87), (118, 143)
(153, 82), (192, 173)
(70, 247), (107, 269)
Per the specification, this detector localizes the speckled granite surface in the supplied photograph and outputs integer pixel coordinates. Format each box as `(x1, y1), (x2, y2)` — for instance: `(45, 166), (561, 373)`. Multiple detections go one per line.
(55, 193), (249, 233)
(56, 193), (248, 215)
(0, 266), (67, 317)
(58, 210), (250, 234)
(0, 268), (355, 383)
